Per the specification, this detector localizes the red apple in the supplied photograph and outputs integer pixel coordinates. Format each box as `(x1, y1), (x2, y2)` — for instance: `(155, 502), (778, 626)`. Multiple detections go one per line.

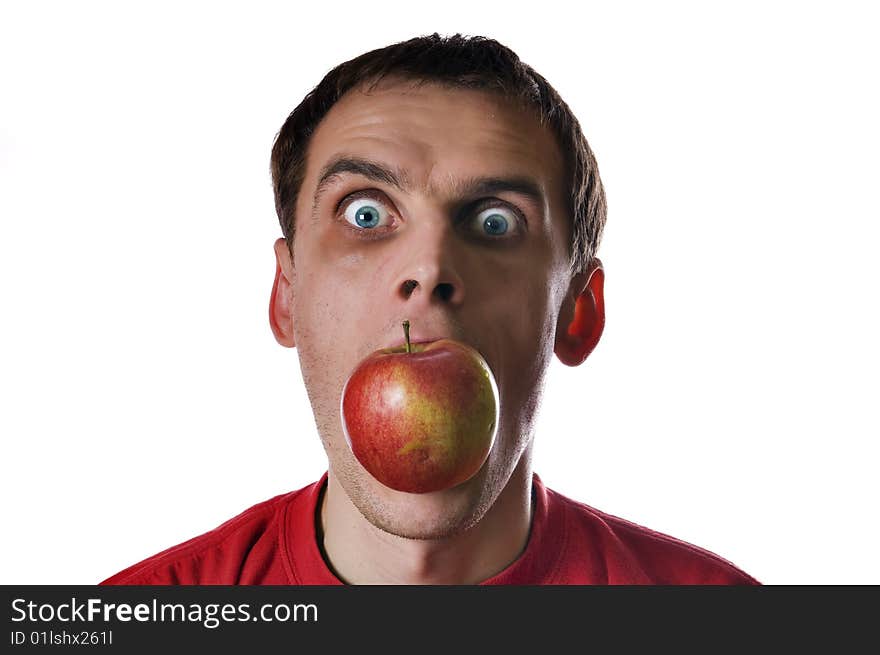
(340, 321), (499, 494)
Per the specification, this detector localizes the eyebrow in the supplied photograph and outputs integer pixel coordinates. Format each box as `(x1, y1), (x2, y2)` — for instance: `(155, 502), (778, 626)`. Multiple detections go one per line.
(311, 155), (547, 218)
(312, 157), (406, 218)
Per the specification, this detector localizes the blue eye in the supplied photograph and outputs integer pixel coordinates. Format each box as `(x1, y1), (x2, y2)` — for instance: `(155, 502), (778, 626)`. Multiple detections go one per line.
(344, 197), (391, 229)
(474, 206), (515, 236)
(355, 206), (380, 228)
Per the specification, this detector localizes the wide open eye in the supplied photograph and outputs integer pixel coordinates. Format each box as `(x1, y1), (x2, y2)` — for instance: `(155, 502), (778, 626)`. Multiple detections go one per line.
(343, 197), (393, 229)
(471, 205), (518, 237)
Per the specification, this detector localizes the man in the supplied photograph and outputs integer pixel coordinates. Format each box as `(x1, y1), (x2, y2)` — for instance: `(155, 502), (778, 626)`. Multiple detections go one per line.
(102, 34), (758, 585)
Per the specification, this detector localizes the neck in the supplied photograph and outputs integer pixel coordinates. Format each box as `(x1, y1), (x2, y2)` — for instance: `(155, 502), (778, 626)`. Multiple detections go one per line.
(319, 457), (534, 585)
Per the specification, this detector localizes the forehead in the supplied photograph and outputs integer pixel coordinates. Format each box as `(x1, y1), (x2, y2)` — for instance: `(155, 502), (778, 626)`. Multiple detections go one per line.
(301, 79), (565, 199)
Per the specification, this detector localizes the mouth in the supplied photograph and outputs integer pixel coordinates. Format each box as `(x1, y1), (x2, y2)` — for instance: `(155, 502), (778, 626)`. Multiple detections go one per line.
(382, 335), (449, 351)
(369, 328), (499, 391)
(379, 318), (460, 352)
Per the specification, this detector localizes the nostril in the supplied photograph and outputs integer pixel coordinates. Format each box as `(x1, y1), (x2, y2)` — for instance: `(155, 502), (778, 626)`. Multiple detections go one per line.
(402, 279), (419, 297)
(434, 282), (455, 302)
(400, 279), (457, 302)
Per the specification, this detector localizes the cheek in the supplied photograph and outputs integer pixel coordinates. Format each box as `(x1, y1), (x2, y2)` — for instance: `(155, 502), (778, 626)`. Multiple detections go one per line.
(481, 252), (559, 349)
(290, 273), (359, 451)
(502, 285), (556, 385)
(459, 276), (552, 426)
(293, 269), (362, 363)
(294, 228), (368, 327)
(290, 245), (382, 393)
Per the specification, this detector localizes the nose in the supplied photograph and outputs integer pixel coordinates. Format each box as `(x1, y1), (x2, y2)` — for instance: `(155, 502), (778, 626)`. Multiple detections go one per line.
(393, 222), (465, 309)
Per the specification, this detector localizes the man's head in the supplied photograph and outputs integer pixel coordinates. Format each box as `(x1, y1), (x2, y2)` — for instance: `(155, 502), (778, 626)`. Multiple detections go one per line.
(271, 33), (606, 278)
(268, 33), (606, 540)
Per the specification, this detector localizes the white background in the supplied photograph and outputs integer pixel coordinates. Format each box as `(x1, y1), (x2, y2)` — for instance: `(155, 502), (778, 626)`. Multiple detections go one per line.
(2, 1), (877, 585)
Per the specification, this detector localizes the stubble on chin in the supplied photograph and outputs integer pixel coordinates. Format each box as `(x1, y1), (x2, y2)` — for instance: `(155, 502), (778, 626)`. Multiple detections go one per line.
(335, 461), (495, 541)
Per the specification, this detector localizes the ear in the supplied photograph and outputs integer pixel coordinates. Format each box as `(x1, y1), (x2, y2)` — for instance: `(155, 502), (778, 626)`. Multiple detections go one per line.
(554, 259), (605, 366)
(269, 237), (296, 348)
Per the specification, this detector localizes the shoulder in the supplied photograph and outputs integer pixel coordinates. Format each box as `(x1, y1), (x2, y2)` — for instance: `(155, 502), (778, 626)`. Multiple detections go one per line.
(100, 482), (315, 585)
(545, 485), (759, 585)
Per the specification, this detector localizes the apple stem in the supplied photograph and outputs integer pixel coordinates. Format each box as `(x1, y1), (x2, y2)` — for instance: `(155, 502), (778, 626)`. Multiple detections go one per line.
(403, 319), (411, 354)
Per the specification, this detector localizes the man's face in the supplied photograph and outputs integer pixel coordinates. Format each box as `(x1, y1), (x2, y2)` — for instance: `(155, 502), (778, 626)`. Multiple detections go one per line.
(275, 79), (580, 539)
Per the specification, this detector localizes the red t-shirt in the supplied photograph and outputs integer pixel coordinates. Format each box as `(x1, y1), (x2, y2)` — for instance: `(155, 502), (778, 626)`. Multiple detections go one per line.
(100, 473), (758, 585)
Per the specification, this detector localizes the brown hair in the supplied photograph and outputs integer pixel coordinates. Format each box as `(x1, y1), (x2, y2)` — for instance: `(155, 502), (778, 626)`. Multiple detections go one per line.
(270, 33), (606, 275)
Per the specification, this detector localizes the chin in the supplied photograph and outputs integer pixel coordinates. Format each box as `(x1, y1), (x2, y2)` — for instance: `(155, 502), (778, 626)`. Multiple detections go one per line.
(377, 484), (488, 541)
(341, 457), (494, 541)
